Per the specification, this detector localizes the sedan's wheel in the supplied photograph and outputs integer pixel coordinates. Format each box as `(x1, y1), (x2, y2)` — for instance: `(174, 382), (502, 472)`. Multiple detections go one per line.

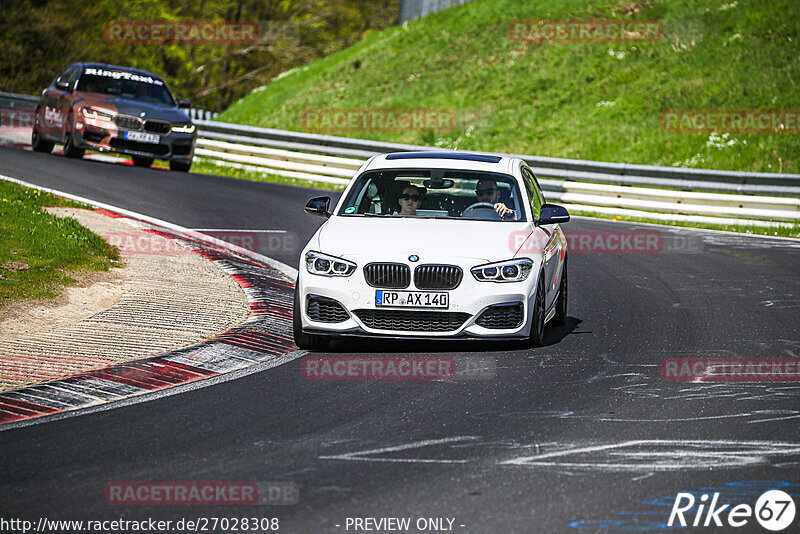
(528, 272), (546, 347)
(132, 156), (153, 167)
(552, 255), (568, 326)
(62, 129), (84, 159)
(170, 161), (191, 172)
(293, 287), (330, 351)
(31, 124), (54, 153)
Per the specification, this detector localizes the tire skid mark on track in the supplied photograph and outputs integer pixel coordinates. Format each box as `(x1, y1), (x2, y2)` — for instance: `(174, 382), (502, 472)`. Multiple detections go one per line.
(0, 210), (297, 426)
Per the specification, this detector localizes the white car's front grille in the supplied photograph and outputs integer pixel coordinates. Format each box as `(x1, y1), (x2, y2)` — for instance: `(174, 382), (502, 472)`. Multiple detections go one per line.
(414, 264), (463, 290)
(363, 263), (410, 289)
(354, 309), (471, 332)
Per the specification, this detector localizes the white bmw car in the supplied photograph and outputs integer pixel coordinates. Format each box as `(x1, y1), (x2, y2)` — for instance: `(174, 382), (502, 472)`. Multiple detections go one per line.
(293, 152), (570, 350)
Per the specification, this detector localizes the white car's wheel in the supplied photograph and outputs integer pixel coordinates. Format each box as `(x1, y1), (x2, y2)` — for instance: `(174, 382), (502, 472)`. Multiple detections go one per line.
(552, 255), (568, 326)
(529, 273), (546, 347)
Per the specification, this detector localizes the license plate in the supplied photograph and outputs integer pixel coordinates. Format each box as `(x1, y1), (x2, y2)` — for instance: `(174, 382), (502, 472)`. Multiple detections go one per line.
(124, 131), (160, 144)
(375, 290), (449, 309)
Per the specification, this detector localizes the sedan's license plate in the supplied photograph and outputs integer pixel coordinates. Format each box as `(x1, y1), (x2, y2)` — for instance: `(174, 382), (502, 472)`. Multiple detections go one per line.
(375, 290), (448, 309)
(124, 131), (160, 144)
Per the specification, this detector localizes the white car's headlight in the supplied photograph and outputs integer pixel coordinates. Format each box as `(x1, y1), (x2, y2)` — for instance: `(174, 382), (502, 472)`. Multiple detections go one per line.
(305, 251), (356, 277)
(471, 258), (533, 282)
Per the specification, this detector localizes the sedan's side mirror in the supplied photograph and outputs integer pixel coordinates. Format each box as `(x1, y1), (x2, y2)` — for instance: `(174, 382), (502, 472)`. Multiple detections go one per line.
(305, 196), (331, 218)
(55, 80), (71, 91)
(178, 98), (191, 109)
(536, 203), (570, 226)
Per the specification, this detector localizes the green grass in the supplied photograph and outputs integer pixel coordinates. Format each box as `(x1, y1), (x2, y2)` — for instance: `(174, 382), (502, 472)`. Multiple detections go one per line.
(217, 0), (800, 174)
(0, 180), (120, 308)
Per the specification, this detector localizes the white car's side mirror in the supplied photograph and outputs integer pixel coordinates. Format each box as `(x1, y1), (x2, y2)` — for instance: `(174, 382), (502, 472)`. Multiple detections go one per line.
(536, 203), (570, 226)
(305, 196), (331, 218)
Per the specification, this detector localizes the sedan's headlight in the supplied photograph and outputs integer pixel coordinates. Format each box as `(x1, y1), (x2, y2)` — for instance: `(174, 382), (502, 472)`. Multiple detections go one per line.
(305, 251), (356, 277)
(471, 258), (533, 282)
(80, 106), (113, 121)
(171, 124), (196, 133)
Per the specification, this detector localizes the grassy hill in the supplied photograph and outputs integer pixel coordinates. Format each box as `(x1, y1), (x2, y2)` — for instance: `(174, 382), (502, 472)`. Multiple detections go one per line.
(217, 0), (800, 173)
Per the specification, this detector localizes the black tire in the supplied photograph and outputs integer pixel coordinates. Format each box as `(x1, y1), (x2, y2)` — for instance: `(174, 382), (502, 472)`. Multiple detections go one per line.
(528, 272), (546, 347)
(293, 287), (330, 351)
(170, 160), (191, 172)
(552, 255), (568, 326)
(31, 124), (54, 153)
(132, 156), (153, 167)
(62, 129), (84, 159)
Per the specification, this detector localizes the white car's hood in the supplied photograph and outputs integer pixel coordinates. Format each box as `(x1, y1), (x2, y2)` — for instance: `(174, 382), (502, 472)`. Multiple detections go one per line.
(315, 216), (532, 263)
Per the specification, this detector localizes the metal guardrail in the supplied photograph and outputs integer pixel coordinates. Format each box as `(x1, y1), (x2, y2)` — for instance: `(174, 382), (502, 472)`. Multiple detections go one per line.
(2, 92), (798, 226)
(0, 91), (39, 108)
(187, 108), (219, 121)
(195, 138), (800, 225)
(194, 121), (800, 226)
(196, 120), (800, 197)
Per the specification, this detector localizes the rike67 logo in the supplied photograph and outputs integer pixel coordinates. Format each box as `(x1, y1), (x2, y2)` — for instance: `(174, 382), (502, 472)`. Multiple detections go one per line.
(669, 489), (796, 531)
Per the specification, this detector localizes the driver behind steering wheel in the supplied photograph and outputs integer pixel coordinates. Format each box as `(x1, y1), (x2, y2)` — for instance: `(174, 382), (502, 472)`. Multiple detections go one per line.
(474, 179), (516, 219)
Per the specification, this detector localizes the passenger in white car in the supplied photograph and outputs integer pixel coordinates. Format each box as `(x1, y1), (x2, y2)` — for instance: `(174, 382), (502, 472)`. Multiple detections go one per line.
(397, 184), (424, 215)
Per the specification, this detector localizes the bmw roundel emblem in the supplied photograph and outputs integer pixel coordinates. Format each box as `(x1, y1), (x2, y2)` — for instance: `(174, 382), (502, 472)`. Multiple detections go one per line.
(409, 255), (419, 262)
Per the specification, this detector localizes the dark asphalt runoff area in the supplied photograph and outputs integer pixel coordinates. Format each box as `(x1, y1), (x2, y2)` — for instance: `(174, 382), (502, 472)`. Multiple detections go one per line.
(1, 146), (799, 533)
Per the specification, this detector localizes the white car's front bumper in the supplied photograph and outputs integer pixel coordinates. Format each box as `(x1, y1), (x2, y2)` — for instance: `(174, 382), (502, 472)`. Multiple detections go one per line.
(297, 257), (540, 339)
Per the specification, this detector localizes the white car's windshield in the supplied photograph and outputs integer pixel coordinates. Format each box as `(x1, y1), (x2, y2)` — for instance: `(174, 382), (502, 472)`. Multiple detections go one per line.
(338, 169), (526, 222)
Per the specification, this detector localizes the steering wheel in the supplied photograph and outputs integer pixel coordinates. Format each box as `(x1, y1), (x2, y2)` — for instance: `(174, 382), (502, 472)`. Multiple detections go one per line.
(462, 202), (502, 220)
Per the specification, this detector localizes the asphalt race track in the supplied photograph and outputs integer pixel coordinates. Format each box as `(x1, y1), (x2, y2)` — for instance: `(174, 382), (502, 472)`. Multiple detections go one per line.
(1, 146), (799, 532)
